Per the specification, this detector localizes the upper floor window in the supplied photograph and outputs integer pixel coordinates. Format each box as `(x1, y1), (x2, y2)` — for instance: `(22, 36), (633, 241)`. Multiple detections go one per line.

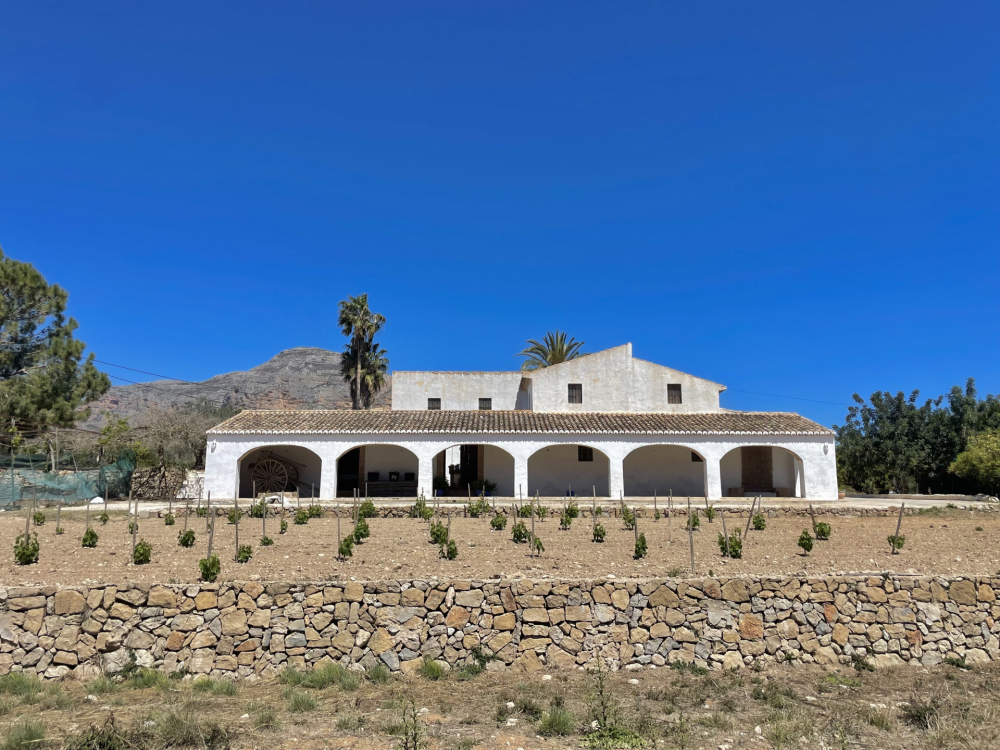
(568, 383), (583, 404)
(668, 384), (682, 404)
(479, 398), (492, 411)
(578, 446), (593, 462)
(427, 398), (441, 410)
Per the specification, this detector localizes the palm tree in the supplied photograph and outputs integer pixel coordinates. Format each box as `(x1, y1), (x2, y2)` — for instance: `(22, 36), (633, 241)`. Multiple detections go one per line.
(339, 339), (389, 409)
(516, 331), (585, 371)
(337, 294), (386, 409)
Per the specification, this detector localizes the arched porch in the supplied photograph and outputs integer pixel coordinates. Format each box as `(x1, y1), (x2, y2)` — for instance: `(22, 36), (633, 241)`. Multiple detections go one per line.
(719, 445), (806, 498)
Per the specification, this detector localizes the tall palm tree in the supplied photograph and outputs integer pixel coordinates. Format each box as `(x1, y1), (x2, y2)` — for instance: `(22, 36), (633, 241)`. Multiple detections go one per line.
(340, 339), (389, 409)
(337, 294), (386, 409)
(516, 331), (585, 371)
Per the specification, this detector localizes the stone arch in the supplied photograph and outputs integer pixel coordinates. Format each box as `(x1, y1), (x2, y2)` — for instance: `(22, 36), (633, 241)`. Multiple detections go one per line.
(336, 443), (420, 498)
(719, 445), (805, 498)
(237, 445), (322, 498)
(622, 444), (707, 498)
(431, 443), (515, 497)
(527, 443), (610, 498)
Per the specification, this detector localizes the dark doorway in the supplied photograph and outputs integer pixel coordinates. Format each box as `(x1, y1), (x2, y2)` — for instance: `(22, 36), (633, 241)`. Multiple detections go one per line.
(459, 445), (482, 491)
(338, 448), (360, 494)
(741, 446), (773, 492)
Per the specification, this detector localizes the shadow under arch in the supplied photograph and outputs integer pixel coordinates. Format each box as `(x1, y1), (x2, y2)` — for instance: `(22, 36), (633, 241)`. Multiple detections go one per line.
(622, 444), (707, 498)
(527, 443), (610, 498)
(336, 443), (420, 498)
(719, 445), (805, 498)
(237, 444), (322, 498)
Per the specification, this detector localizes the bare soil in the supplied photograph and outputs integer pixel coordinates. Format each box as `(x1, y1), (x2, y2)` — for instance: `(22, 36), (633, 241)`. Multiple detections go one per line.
(2, 506), (997, 586)
(3, 657), (999, 749)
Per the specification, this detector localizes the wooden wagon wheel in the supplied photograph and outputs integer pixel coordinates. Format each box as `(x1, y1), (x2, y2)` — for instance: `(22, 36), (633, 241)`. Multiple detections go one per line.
(251, 459), (289, 493)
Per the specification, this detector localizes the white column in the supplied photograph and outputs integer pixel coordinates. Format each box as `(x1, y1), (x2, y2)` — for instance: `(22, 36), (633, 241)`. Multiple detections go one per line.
(417, 454), (435, 498)
(704, 455), (722, 501)
(319, 449), (338, 500)
(513, 455), (529, 500)
(608, 455), (624, 500)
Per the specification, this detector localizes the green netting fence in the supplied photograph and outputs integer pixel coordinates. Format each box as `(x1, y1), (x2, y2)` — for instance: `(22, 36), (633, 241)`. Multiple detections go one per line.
(0, 450), (137, 507)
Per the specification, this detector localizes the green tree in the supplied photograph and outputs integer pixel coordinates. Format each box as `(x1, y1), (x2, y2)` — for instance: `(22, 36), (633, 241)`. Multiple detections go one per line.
(516, 330), (585, 372)
(339, 338), (389, 409)
(337, 294), (386, 410)
(950, 430), (1000, 496)
(0, 249), (109, 435)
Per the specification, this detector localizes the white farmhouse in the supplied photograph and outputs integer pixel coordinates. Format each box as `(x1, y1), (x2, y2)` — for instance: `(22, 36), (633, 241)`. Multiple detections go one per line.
(204, 344), (838, 501)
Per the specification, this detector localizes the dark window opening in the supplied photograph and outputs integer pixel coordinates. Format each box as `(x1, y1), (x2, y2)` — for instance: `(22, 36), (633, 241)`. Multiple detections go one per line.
(691, 451), (703, 462)
(427, 398), (441, 410)
(479, 398), (492, 411)
(568, 383), (583, 404)
(578, 446), (593, 462)
(668, 384), (683, 404)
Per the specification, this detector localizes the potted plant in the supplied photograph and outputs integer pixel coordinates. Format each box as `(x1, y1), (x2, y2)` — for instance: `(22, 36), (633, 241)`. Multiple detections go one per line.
(388, 471), (400, 481)
(367, 471), (380, 482)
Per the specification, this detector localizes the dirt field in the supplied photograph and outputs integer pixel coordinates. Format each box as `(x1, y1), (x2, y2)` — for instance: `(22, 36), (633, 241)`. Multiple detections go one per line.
(2, 506), (997, 586)
(0, 655), (997, 749)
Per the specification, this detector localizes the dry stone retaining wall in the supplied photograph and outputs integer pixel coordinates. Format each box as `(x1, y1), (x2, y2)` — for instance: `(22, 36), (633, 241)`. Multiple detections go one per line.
(1, 575), (997, 681)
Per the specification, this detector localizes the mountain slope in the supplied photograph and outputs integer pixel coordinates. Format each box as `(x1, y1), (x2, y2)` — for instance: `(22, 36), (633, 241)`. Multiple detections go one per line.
(84, 347), (391, 424)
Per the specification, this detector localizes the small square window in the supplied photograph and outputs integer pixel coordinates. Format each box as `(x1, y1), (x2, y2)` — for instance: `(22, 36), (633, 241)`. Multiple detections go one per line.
(691, 451), (703, 462)
(668, 384), (682, 404)
(479, 398), (492, 411)
(578, 446), (593, 462)
(568, 383), (583, 404)
(427, 398), (441, 411)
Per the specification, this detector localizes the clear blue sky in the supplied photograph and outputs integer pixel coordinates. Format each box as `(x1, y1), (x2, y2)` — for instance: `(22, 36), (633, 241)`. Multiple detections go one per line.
(2, 3), (997, 428)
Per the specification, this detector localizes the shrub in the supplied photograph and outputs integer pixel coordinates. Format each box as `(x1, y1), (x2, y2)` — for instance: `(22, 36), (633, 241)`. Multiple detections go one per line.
(440, 539), (458, 560)
(410, 495), (434, 521)
(534, 536), (545, 554)
(13, 532), (39, 565)
(286, 688), (317, 713)
(718, 531), (743, 558)
(367, 664), (391, 684)
(470, 478), (498, 495)
(418, 658), (445, 681)
(128, 521), (136, 534)
(32, 511), (45, 526)
(164, 513), (175, 526)
(752, 513), (767, 530)
(338, 535), (354, 559)
(3, 720), (46, 750)
(511, 520), (529, 543)
(466, 497), (491, 518)
(887, 533), (905, 550)
(248, 499), (267, 518)
(196, 507), (207, 518)
(100, 511), (109, 525)
(621, 504), (635, 530)
(82, 527), (99, 548)
(260, 535), (274, 546)
(704, 505), (717, 523)
(592, 523), (606, 542)
(227, 508), (239, 524)
(235, 544), (253, 563)
(539, 707), (575, 737)
(307, 504), (323, 518)
(566, 502), (580, 519)
(814, 521), (831, 540)
(559, 511), (572, 530)
(353, 516), (371, 543)
(654, 509), (661, 521)
(518, 504), (533, 518)
(536, 505), (549, 520)
(429, 520), (448, 545)
(199, 554), (220, 582)
(687, 511), (700, 530)
(358, 499), (377, 518)
(633, 533), (648, 560)
(490, 513), (507, 531)
(798, 529), (814, 555)
(294, 509), (309, 525)
(65, 716), (127, 750)
(178, 529), (195, 547)
(55, 526), (64, 535)
(280, 520), (288, 534)
(133, 539), (152, 565)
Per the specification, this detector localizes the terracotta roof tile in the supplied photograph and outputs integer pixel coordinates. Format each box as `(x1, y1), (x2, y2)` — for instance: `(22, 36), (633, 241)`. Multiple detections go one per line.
(208, 410), (832, 436)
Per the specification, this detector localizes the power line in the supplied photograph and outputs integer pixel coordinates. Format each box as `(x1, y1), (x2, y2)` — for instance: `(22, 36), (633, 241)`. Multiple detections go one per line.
(724, 388), (852, 408)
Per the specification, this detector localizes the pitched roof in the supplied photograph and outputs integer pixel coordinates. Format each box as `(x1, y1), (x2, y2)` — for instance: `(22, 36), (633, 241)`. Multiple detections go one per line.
(208, 410), (832, 436)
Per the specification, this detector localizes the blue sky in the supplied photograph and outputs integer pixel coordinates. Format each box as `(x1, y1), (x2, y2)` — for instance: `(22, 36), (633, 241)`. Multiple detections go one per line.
(2, 2), (997, 428)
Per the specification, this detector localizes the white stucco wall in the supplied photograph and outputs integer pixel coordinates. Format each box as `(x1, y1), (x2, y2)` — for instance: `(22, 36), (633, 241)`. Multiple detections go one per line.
(483, 445), (515, 496)
(527, 445), (610, 497)
(529, 344), (724, 414)
(392, 372), (526, 411)
(623, 445), (706, 497)
(204, 432), (838, 501)
(720, 449), (742, 496)
(362, 444), (418, 481)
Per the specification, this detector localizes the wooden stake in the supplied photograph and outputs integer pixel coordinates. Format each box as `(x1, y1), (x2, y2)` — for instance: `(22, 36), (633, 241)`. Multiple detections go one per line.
(654, 490), (657, 522)
(720, 508), (729, 557)
(131, 504), (137, 562)
(744, 496), (757, 539)
(234, 496), (240, 559)
(633, 506), (638, 547)
(446, 512), (452, 544)
(184, 497), (190, 533)
(23, 493), (29, 539)
(337, 502), (341, 555)
(668, 489), (673, 543)
(808, 503), (817, 534)
(84, 499), (89, 530)
(530, 495), (536, 557)
(206, 491), (211, 532)
(168, 496), (173, 520)
(891, 503), (905, 555)
(56, 498), (61, 530)
(208, 511), (215, 559)
(687, 496), (695, 573)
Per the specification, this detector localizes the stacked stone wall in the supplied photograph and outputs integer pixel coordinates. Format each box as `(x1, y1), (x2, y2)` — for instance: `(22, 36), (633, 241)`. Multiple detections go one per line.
(1, 575), (997, 681)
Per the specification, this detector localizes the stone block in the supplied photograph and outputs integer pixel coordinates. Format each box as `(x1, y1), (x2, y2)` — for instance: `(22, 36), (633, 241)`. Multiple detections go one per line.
(54, 590), (86, 615)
